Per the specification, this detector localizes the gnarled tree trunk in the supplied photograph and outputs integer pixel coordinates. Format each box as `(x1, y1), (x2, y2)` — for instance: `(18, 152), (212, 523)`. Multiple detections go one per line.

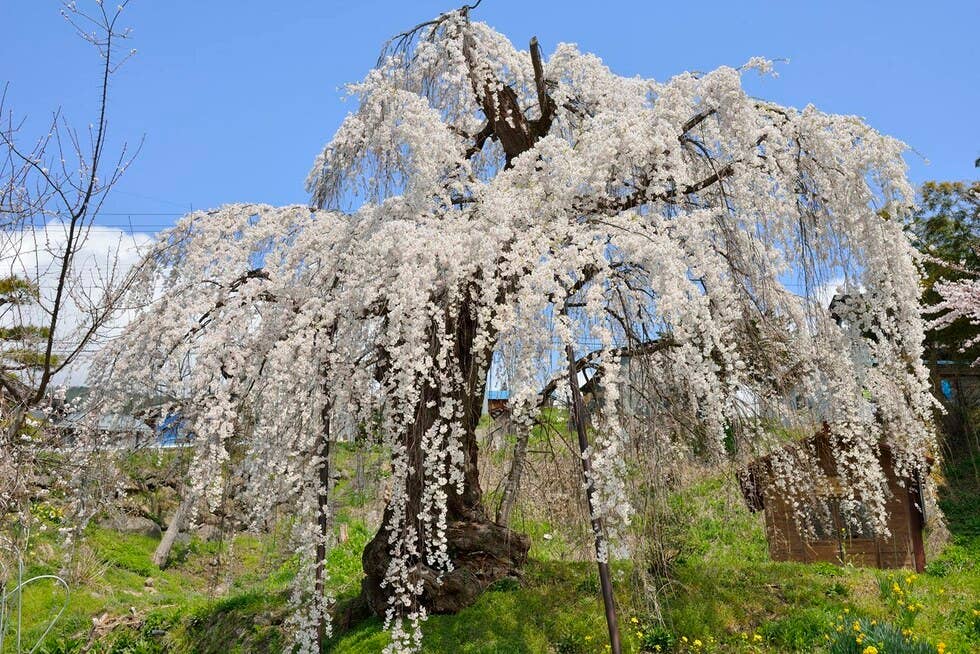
(360, 300), (529, 616)
(357, 24), (555, 619)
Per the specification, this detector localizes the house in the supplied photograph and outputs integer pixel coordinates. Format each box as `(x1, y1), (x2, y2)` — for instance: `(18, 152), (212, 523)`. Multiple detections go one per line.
(739, 427), (929, 572)
(58, 411), (155, 448)
(486, 390), (510, 419)
(155, 412), (194, 447)
(51, 387), (196, 449)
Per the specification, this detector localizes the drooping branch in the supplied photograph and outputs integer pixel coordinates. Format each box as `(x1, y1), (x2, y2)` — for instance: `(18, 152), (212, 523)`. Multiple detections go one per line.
(165, 268), (272, 358)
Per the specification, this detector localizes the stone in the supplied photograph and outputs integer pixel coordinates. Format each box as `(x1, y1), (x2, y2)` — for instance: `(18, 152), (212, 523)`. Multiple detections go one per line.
(99, 514), (162, 539)
(194, 523), (221, 542)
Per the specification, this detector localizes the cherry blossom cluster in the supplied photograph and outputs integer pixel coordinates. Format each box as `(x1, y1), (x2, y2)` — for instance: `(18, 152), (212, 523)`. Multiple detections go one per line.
(931, 277), (980, 362)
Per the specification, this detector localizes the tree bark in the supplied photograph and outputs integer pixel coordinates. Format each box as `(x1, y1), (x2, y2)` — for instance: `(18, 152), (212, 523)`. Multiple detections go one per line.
(314, 407), (331, 652)
(360, 299), (529, 617)
(356, 28), (554, 621)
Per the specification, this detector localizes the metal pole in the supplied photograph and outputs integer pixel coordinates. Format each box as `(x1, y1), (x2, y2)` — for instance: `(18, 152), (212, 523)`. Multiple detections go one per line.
(565, 344), (622, 654)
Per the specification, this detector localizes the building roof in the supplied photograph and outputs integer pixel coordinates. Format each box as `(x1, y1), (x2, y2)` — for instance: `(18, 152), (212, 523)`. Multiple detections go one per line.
(60, 412), (153, 434)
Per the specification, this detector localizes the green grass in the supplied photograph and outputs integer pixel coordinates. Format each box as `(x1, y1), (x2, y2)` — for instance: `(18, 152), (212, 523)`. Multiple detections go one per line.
(324, 475), (980, 653)
(9, 450), (980, 653)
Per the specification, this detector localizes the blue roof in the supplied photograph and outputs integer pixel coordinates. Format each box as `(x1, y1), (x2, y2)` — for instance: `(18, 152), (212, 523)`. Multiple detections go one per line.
(487, 390), (509, 400)
(156, 412), (194, 445)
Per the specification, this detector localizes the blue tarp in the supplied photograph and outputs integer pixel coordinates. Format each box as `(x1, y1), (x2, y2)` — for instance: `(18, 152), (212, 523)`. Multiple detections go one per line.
(156, 413), (194, 446)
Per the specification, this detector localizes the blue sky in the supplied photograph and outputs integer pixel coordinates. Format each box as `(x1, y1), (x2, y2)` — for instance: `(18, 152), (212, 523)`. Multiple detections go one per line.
(2, 0), (978, 235)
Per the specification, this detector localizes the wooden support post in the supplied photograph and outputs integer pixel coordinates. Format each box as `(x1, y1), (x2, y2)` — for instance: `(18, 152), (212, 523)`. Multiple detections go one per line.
(315, 399), (332, 653)
(565, 344), (622, 654)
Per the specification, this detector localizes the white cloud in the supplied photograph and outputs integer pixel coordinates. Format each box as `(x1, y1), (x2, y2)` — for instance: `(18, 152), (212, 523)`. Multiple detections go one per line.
(0, 221), (156, 386)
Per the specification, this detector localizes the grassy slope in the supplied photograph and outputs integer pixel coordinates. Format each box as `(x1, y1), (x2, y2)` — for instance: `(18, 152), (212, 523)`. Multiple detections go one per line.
(11, 454), (980, 654)
(327, 471), (980, 654)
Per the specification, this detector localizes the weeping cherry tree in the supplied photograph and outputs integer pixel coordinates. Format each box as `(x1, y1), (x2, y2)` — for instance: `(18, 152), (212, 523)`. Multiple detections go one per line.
(93, 5), (936, 652)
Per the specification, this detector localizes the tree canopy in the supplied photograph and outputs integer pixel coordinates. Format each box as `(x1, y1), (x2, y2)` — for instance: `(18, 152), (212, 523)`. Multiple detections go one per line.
(95, 7), (936, 652)
(911, 180), (980, 362)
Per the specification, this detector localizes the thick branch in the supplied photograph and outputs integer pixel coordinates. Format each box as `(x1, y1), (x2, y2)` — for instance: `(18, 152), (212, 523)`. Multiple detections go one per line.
(460, 30), (556, 166)
(681, 108), (717, 134)
(462, 31), (534, 164)
(463, 121), (494, 160)
(529, 37), (556, 136)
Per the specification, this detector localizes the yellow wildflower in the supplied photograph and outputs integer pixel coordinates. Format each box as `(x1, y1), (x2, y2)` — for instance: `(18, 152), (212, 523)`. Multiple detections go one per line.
(938, 642), (947, 654)
(853, 620), (862, 631)
(862, 647), (879, 654)
(631, 617), (639, 624)
(753, 633), (763, 642)
(693, 639), (703, 648)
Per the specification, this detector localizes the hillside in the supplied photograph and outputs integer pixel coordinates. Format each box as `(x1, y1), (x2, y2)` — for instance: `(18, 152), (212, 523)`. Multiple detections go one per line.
(10, 449), (979, 654)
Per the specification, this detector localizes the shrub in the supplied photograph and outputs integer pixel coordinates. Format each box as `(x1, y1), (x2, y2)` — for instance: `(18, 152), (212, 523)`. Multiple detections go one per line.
(878, 573), (925, 629)
(925, 541), (979, 577)
(37, 637), (86, 654)
(635, 622), (676, 652)
(827, 618), (938, 654)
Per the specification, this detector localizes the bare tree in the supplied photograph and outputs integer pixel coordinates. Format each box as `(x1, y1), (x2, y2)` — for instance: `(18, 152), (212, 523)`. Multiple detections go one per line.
(0, 1), (144, 524)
